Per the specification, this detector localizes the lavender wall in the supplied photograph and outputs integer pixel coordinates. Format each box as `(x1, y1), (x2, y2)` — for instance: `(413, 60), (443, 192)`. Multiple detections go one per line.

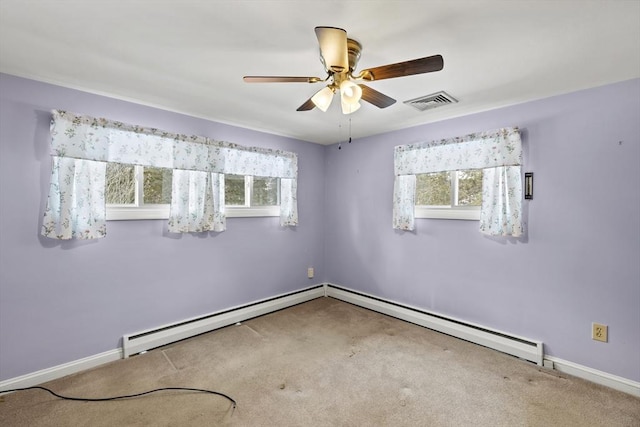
(1, 74), (638, 385)
(324, 79), (640, 382)
(0, 74), (326, 381)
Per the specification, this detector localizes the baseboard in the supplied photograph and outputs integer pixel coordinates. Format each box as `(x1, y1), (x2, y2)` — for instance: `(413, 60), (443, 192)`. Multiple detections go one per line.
(0, 349), (122, 392)
(122, 284), (326, 358)
(544, 356), (640, 397)
(324, 283), (544, 365)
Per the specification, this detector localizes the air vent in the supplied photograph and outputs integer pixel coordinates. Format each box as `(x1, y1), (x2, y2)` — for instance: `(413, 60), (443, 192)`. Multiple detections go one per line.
(404, 91), (458, 111)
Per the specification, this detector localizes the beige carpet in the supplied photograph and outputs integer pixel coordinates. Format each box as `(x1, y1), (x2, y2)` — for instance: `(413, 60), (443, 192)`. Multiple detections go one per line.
(1, 297), (639, 426)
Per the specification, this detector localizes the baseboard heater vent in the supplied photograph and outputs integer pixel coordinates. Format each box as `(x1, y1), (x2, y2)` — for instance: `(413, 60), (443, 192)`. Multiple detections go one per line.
(325, 284), (544, 366)
(122, 285), (325, 358)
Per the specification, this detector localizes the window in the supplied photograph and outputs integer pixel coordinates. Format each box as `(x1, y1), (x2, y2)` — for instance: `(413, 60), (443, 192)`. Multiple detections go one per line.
(224, 174), (280, 217)
(106, 164), (172, 220)
(392, 127), (522, 234)
(43, 110), (298, 239)
(106, 166), (279, 220)
(415, 169), (482, 220)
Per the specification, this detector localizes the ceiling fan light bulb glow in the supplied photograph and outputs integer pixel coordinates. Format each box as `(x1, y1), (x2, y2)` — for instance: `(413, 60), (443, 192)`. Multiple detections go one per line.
(340, 80), (362, 105)
(311, 86), (334, 112)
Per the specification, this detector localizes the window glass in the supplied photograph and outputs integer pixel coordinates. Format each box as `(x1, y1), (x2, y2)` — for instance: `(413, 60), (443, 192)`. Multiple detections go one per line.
(457, 169), (482, 206)
(416, 170), (483, 207)
(415, 170), (483, 220)
(106, 163), (135, 204)
(416, 172), (450, 206)
(106, 169), (280, 220)
(143, 167), (172, 204)
(253, 177), (279, 206)
(225, 174), (246, 206)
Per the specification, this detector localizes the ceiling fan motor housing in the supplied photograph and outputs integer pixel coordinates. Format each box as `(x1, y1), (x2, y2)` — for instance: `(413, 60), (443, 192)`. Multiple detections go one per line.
(347, 38), (362, 73)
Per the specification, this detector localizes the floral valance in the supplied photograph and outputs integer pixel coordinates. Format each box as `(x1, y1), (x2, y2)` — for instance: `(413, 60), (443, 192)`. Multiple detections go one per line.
(50, 110), (297, 178)
(394, 127), (521, 176)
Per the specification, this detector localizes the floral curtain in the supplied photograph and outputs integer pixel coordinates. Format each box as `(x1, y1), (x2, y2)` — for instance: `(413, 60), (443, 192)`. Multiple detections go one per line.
(168, 170), (225, 233)
(393, 127), (523, 236)
(479, 166), (523, 236)
(42, 157), (107, 239)
(392, 175), (416, 231)
(279, 178), (298, 227)
(42, 110), (298, 239)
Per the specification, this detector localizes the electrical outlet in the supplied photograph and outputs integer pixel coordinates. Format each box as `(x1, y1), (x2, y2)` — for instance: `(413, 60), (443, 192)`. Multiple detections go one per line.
(592, 323), (608, 343)
(307, 267), (314, 279)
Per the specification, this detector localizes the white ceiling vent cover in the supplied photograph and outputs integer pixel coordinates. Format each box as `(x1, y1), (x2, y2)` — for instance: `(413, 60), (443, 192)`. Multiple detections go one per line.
(404, 91), (458, 111)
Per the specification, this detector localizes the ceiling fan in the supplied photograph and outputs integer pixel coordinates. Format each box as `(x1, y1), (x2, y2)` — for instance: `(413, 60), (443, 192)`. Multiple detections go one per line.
(243, 26), (444, 114)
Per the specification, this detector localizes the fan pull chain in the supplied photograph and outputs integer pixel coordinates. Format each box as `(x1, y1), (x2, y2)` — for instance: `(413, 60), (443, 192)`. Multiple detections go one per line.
(337, 118), (354, 150)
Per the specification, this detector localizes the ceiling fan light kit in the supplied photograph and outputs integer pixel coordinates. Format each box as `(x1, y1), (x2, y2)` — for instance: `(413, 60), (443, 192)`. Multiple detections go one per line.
(341, 99), (361, 115)
(311, 86), (334, 112)
(306, 74), (363, 115)
(339, 80), (362, 104)
(244, 26), (444, 115)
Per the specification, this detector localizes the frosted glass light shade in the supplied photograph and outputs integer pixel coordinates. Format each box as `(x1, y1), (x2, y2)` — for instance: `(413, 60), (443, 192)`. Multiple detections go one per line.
(341, 100), (361, 114)
(340, 80), (362, 106)
(311, 87), (334, 112)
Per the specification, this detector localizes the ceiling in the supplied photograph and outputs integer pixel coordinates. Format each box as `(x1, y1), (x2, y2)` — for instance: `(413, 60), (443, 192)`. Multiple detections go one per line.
(1, 1), (639, 145)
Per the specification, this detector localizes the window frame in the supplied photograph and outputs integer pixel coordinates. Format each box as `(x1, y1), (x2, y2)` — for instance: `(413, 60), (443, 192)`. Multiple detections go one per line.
(414, 170), (481, 221)
(106, 167), (280, 221)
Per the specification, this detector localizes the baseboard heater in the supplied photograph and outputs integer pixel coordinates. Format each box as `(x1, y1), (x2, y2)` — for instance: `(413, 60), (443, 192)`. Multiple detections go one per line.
(325, 284), (544, 366)
(122, 283), (543, 366)
(122, 285), (325, 358)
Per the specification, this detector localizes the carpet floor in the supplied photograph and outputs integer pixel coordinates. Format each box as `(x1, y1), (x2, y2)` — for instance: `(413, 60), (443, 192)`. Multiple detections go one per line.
(1, 297), (639, 426)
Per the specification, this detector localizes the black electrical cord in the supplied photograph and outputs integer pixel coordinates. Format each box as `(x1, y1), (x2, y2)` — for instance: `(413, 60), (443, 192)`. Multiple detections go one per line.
(0, 386), (236, 409)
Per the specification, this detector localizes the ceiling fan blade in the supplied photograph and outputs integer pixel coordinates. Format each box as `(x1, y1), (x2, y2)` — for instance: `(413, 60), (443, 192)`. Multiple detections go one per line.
(315, 26), (348, 73)
(243, 76), (323, 83)
(358, 55), (444, 81)
(296, 97), (316, 111)
(359, 84), (396, 108)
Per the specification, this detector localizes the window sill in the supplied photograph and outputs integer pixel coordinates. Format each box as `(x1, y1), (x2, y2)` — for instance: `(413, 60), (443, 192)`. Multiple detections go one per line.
(107, 206), (170, 221)
(106, 205), (279, 221)
(226, 206), (280, 217)
(415, 206), (480, 221)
